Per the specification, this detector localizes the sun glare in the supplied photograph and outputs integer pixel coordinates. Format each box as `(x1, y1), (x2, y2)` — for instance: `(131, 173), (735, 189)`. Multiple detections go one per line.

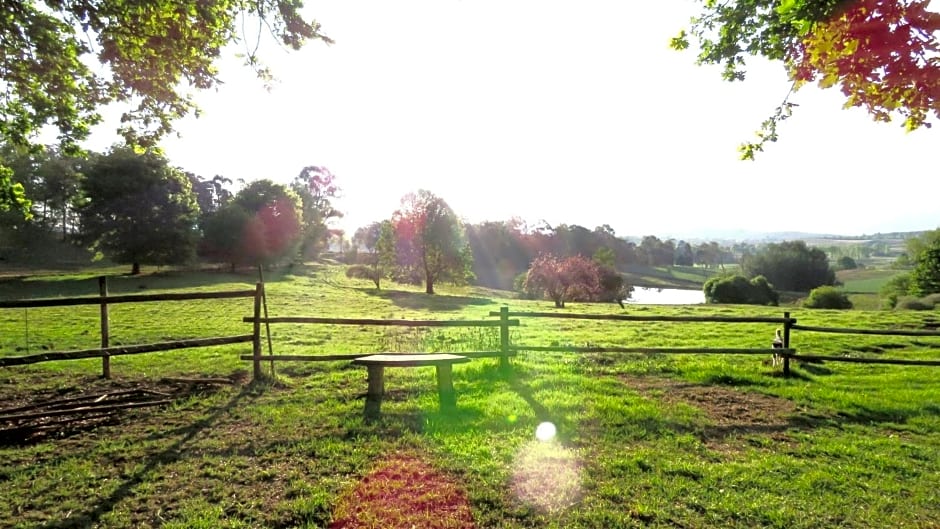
(535, 421), (557, 442)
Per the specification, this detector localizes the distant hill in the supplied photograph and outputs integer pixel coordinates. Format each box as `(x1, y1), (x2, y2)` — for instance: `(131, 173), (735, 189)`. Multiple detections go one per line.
(624, 229), (928, 245)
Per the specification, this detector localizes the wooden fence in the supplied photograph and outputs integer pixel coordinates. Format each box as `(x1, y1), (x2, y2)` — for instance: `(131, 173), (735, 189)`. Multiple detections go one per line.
(240, 306), (522, 377)
(484, 310), (940, 376)
(783, 322), (940, 373)
(0, 277), (259, 378)
(4, 279), (939, 381)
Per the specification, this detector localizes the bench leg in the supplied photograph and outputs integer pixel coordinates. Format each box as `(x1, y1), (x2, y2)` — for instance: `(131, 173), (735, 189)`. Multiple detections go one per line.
(365, 365), (384, 419)
(436, 364), (456, 410)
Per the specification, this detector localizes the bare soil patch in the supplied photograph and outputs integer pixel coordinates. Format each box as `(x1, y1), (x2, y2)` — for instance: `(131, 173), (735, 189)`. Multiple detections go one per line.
(622, 376), (810, 449)
(330, 452), (475, 529)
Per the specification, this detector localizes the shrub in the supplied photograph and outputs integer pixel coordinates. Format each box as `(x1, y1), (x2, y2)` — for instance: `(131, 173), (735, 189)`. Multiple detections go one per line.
(803, 286), (853, 309)
(896, 297), (934, 311)
(922, 293), (940, 307)
(346, 264), (383, 288)
(703, 274), (779, 305)
(835, 256), (858, 270)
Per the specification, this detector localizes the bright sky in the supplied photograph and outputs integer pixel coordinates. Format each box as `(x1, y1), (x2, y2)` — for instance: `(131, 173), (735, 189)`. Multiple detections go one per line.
(85, 0), (940, 240)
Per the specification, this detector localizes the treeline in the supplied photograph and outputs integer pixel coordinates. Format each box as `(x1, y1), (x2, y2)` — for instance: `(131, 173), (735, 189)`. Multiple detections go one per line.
(0, 145), (735, 287)
(0, 146), (342, 274)
(461, 225), (732, 291)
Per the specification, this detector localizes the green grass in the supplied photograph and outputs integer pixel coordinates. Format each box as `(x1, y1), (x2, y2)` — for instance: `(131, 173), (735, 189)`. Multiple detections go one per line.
(1, 264), (939, 528)
(836, 267), (902, 294)
(621, 264), (719, 289)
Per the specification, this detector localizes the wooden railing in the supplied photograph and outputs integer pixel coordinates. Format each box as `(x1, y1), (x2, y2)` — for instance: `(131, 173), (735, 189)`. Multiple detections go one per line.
(482, 310), (940, 376)
(0, 277), (259, 378)
(783, 322), (940, 371)
(240, 306), (522, 379)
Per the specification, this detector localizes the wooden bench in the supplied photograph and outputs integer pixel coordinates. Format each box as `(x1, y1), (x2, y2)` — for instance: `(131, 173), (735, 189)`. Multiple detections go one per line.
(352, 353), (470, 417)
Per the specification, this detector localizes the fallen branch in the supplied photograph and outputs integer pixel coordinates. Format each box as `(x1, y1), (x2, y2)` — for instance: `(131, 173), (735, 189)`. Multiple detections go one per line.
(0, 399), (171, 423)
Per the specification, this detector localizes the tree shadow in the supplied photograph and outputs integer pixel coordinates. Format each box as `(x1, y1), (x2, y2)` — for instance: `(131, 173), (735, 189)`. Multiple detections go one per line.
(359, 288), (493, 311)
(40, 382), (260, 529)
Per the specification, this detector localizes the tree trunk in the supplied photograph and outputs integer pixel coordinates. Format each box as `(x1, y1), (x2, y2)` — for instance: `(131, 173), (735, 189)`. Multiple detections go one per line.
(131, 262), (141, 275)
(426, 278), (434, 295)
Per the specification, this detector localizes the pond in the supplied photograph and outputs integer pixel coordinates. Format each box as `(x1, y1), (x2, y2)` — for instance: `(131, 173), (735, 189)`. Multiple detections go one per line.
(626, 286), (705, 305)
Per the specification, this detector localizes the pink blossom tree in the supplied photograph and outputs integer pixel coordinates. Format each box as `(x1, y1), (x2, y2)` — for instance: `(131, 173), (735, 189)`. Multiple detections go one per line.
(523, 254), (602, 308)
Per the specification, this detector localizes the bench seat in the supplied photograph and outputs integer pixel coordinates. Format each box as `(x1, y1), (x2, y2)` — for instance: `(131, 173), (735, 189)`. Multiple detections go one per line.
(352, 353), (470, 417)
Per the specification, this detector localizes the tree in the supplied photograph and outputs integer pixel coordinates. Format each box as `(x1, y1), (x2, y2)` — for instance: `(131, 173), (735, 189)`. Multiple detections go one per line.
(0, 1), (332, 214)
(804, 286), (853, 309)
(78, 147), (199, 274)
(673, 0), (940, 158)
(350, 220), (396, 289)
(674, 240), (694, 266)
(910, 241), (940, 296)
(741, 240), (836, 291)
(835, 255), (859, 270)
(0, 145), (83, 237)
(465, 220), (532, 290)
(200, 202), (252, 271)
(703, 274), (779, 305)
(523, 254), (603, 308)
(638, 235), (676, 266)
(200, 180), (302, 269)
(392, 191), (473, 294)
(291, 166), (343, 259)
(188, 173), (233, 220)
(233, 180), (303, 266)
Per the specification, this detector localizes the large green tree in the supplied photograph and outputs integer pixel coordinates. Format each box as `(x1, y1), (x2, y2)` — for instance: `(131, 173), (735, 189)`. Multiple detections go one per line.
(290, 165), (342, 260)
(675, 0), (940, 158)
(1, 0), (331, 213)
(201, 179), (302, 268)
(78, 147), (199, 274)
(910, 240), (940, 295)
(740, 240), (836, 291)
(392, 190), (473, 295)
(349, 220), (396, 289)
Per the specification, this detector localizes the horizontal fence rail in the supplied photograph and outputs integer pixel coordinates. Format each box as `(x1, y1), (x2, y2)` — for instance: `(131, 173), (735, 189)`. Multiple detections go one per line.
(239, 350), (514, 363)
(243, 307), (522, 375)
(790, 324), (940, 337)
(242, 316), (519, 327)
(489, 311), (796, 325)
(511, 345), (794, 355)
(0, 289), (258, 309)
(1, 277), (261, 378)
(783, 352), (940, 366)
(0, 335), (254, 367)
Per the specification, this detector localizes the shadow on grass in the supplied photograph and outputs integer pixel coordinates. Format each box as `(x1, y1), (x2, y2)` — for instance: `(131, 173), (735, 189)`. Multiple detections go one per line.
(41, 381), (261, 529)
(359, 288), (493, 311)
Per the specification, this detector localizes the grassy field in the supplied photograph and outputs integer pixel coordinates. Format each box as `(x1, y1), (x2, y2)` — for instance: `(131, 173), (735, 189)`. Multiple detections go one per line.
(621, 264), (719, 289)
(1, 264), (939, 528)
(836, 268), (902, 294)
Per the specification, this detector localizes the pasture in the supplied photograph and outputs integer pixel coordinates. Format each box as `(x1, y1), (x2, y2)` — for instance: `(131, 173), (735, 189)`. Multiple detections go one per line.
(1, 264), (938, 528)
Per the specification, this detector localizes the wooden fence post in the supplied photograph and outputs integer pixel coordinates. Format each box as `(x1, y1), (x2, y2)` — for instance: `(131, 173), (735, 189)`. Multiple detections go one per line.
(252, 282), (263, 381)
(782, 311), (792, 377)
(499, 306), (511, 371)
(99, 276), (110, 379)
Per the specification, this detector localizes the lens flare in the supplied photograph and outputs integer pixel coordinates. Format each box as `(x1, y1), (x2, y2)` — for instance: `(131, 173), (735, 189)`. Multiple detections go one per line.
(535, 421), (556, 441)
(510, 438), (582, 513)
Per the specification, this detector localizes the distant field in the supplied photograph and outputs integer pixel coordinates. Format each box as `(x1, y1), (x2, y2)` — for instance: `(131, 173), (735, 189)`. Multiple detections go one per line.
(836, 268), (901, 293)
(621, 264), (718, 289)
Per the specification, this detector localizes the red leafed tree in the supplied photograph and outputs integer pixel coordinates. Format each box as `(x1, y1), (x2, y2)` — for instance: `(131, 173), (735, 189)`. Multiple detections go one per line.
(523, 254), (602, 308)
(674, 0), (940, 158)
(392, 190), (473, 294)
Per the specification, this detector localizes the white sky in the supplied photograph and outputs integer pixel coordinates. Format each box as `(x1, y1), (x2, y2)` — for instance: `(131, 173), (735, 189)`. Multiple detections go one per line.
(84, 0), (940, 239)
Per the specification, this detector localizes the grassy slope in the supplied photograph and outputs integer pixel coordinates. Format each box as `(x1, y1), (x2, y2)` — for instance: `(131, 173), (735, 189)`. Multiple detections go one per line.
(1, 264), (938, 528)
(836, 268), (901, 294)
